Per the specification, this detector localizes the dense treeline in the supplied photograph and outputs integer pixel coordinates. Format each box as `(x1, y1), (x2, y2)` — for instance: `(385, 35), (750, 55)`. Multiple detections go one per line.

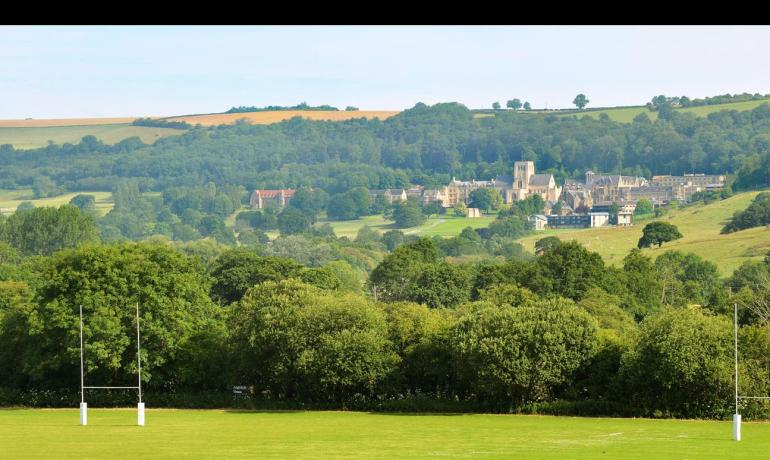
(3, 102), (770, 198)
(225, 102), (339, 113)
(722, 192), (770, 233)
(132, 118), (192, 129)
(2, 212), (770, 417)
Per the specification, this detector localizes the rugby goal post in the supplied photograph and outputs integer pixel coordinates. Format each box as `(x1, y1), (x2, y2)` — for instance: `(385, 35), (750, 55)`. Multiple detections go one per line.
(733, 302), (770, 441)
(79, 303), (144, 426)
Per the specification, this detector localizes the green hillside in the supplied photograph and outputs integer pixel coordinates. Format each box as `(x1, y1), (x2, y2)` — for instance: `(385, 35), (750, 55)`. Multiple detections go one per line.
(516, 191), (770, 276)
(312, 214), (496, 239)
(0, 124), (185, 150)
(552, 99), (770, 123)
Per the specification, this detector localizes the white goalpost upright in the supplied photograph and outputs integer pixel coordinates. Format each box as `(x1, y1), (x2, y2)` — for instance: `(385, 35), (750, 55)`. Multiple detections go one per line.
(732, 301), (770, 441)
(79, 303), (145, 426)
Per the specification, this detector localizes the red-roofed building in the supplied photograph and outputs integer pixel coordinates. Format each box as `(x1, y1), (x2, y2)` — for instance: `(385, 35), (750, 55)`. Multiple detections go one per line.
(250, 189), (295, 209)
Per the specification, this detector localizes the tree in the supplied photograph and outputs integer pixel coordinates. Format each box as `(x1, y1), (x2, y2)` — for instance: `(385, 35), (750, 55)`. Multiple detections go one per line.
(523, 102), (532, 111)
(573, 94), (589, 110)
(468, 188), (503, 213)
(452, 299), (598, 402)
(403, 262), (472, 308)
(229, 279), (398, 401)
(345, 106), (359, 111)
(534, 236), (561, 255)
(492, 102), (501, 110)
(209, 249), (303, 304)
(391, 198), (426, 228)
(0, 205), (99, 256)
(15, 243), (219, 390)
(453, 201), (468, 217)
(277, 205), (311, 235)
(635, 198), (654, 216)
(32, 176), (60, 198)
(69, 194), (96, 213)
(382, 229), (405, 251)
(506, 99), (523, 111)
(620, 307), (759, 417)
(531, 240), (607, 300)
(638, 221), (683, 248)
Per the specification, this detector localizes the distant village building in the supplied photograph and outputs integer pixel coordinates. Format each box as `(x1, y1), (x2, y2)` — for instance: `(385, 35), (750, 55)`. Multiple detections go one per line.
(440, 178), (498, 208)
(466, 207), (482, 218)
(652, 174), (725, 188)
(546, 212), (610, 229)
(249, 189), (295, 209)
(369, 189), (408, 204)
(507, 161), (562, 202)
(529, 214), (549, 231)
(617, 212), (633, 226)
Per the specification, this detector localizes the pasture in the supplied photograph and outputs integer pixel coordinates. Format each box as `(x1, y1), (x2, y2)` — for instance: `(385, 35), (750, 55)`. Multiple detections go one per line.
(0, 124), (184, 150)
(166, 110), (399, 126)
(516, 191), (770, 276)
(0, 190), (113, 217)
(0, 409), (768, 459)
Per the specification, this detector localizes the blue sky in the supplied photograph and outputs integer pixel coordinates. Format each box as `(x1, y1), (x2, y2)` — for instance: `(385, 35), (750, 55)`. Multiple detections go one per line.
(2, 25), (769, 118)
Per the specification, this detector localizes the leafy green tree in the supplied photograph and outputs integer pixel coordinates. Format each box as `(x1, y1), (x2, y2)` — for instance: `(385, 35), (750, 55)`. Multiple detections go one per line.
(345, 106), (359, 111)
(620, 307), (760, 417)
(369, 238), (439, 301)
(638, 221), (683, 248)
(403, 262), (473, 308)
(209, 249), (303, 304)
(468, 188), (503, 212)
(391, 198), (426, 228)
(32, 176), (60, 198)
(453, 201), (468, 217)
(573, 94), (589, 110)
(16, 202), (35, 212)
(534, 236), (561, 255)
(327, 193), (359, 221)
(477, 283), (537, 308)
(635, 198), (654, 216)
(381, 301), (454, 394)
(0, 205), (99, 256)
(382, 229), (405, 251)
(622, 248), (663, 318)
(654, 251), (721, 308)
(69, 194), (96, 213)
(523, 101), (532, 111)
(531, 240), (607, 300)
(452, 299), (599, 402)
(277, 205), (311, 235)
(492, 102), (501, 110)
(229, 279), (398, 401)
(17, 243), (218, 390)
(722, 192), (770, 233)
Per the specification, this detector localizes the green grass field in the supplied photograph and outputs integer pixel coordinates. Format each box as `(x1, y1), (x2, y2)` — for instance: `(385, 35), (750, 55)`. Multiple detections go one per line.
(551, 99), (770, 123)
(315, 214), (497, 239)
(0, 124), (184, 149)
(0, 189), (113, 217)
(517, 191), (770, 276)
(0, 409), (768, 459)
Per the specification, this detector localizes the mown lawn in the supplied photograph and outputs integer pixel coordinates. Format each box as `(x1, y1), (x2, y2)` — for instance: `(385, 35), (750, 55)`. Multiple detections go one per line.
(516, 191), (770, 276)
(1, 409), (768, 459)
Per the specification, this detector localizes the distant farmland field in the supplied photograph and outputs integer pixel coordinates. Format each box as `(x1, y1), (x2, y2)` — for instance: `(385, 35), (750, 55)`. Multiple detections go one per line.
(167, 110), (399, 126)
(0, 124), (184, 150)
(0, 189), (113, 216)
(551, 99), (770, 123)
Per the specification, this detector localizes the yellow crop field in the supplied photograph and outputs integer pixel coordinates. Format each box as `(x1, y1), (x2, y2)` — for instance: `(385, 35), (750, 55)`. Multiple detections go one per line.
(167, 110), (399, 126)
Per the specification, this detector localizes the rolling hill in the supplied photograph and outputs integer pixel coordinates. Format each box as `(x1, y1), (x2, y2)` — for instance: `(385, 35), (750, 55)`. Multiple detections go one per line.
(516, 191), (770, 276)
